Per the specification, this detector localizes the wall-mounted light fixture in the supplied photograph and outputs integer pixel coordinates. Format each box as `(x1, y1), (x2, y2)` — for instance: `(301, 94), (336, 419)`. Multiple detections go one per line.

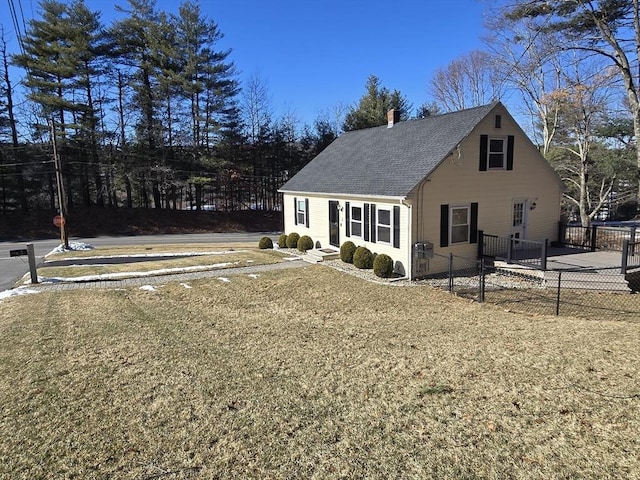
(530, 201), (537, 211)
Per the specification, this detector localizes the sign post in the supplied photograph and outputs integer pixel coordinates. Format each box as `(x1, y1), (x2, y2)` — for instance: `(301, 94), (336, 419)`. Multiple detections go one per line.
(27, 244), (38, 284)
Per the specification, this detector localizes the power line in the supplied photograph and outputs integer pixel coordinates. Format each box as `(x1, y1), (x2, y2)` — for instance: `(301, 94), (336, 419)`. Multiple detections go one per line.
(7, 0), (25, 55)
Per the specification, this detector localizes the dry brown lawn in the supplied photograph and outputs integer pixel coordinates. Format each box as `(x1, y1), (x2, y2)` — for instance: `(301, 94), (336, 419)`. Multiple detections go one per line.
(45, 243), (260, 259)
(38, 246), (284, 280)
(1, 265), (639, 479)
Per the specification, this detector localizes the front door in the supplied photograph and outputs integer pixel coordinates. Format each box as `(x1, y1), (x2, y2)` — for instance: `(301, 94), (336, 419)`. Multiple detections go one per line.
(511, 199), (528, 244)
(329, 201), (340, 247)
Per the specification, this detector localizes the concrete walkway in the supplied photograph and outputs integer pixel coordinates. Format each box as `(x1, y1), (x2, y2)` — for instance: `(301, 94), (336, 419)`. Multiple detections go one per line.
(19, 259), (307, 293)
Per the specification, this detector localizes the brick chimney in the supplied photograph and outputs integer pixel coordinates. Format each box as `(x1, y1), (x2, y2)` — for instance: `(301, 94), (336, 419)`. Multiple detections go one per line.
(387, 109), (400, 128)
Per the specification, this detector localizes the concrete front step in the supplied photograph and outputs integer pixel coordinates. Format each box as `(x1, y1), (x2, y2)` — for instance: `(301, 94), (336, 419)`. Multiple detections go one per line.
(302, 248), (340, 264)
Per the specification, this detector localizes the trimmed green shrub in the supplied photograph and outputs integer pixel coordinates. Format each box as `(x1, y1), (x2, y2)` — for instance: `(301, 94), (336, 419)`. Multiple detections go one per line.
(278, 234), (287, 248)
(297, 235), (314, 252)
(286, 232), (300, 248)
(340, 241), (357, 263)
(258, 236), (273, 249)
(353, 246), (373, 269)
(373, 253), (394, 278)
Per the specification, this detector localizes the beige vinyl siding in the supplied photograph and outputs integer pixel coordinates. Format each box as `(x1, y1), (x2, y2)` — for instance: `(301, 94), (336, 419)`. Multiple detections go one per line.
(412, 105), (562, 268)
(343, 199), (411, 275)
(283, 194), (326, 244)
(283, 193), (412, 275)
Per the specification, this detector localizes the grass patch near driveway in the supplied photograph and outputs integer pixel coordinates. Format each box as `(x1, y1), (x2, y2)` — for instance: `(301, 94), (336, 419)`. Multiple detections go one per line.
(45, 242), (260, 259)
(1, 265), (639, 478)
(36, 245), (287, 281)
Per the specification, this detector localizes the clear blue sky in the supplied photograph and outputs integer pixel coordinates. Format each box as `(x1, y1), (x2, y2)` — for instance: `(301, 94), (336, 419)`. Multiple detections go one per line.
(1, 0), (490, 126)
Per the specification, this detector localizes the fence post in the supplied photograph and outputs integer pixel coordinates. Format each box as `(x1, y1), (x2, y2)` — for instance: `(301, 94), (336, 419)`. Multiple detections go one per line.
(631, 226), (637, 256)
(26, 243), (38, 284)
(622, 239), (629, 274)
(478, 258), (485, 303)
(555, 270), (562, 316)
(477, 230), (484, 259)
(541, 239), (548, 271)
(448, 253), (453, 293)
(558, 222), (565, 247)
(507, 236), (513, 263)
(590, 225), (597, 251)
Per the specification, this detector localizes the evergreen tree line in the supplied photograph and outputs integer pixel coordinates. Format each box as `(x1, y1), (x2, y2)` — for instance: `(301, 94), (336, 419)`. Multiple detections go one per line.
(0, 0), (338, 214)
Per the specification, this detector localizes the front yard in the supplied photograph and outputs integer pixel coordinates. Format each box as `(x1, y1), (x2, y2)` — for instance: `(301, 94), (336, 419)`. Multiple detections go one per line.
(1, 265), (638, 478)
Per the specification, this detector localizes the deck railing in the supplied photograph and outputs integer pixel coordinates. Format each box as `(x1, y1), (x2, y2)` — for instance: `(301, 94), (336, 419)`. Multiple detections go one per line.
(622, 240), (640, 273)
(560, 223), (637, 252)
(478, 231), (548, 270)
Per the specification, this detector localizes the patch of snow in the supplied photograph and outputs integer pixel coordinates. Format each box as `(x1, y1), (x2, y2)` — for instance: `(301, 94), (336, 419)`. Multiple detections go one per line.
(47, 242), (95, 256)
(180, 283), (192, 289)
(248, 274), (259, 279)
(47, 250), (246, 262)
(246, 259), (255, 263)
(139, 285), (157, 291)
(0, 287), (40, 301)
(219, 277), (231, 283)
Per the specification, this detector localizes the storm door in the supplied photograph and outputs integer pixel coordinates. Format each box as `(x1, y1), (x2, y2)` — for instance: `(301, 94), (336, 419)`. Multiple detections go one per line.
(329, 201), (340, 247)
(511, 200), (528, 245)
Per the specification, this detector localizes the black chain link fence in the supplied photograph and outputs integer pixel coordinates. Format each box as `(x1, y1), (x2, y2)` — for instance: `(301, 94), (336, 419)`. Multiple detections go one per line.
(420, 253), (640, 321)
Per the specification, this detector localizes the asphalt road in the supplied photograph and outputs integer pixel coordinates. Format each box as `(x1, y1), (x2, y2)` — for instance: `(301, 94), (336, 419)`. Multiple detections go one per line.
(0, 232), (279, 292)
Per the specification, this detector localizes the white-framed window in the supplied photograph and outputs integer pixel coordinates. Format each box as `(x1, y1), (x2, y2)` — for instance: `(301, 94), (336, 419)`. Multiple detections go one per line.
(488, 137), (506, 169)
(377, 208), (392, 244)
(450, 206), (470, 244)
(296, 199), (306, 225)
(351, 205), (362, 237)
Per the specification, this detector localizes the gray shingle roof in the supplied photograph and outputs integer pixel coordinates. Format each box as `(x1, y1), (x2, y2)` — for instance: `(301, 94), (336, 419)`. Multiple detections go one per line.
(280, 102), (499, 197)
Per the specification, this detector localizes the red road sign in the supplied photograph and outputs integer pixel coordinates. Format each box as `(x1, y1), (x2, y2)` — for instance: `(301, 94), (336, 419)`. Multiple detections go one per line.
(53, 215), (65, 227)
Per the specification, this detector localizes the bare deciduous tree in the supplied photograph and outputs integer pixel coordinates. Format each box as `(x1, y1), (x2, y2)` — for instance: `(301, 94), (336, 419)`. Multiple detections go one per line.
(428, 50), (504, 112)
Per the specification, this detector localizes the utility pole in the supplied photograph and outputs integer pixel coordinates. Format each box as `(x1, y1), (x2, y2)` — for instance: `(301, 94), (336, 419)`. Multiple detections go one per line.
(49, 119), (69, 249)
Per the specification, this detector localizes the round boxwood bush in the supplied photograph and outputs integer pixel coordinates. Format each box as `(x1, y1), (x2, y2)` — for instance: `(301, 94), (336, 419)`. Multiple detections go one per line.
(278, 234), (287, 248)
(353, 246), (373, 269)
(258, 236), (273, 249)
(297, 235), (314, 252)
(286, 232), (300, 248)
(340, 241), (357, 263)
(373, 253), (394, 278)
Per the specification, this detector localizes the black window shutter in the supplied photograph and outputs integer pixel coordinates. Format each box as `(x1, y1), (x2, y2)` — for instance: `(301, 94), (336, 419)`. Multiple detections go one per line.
(440, 204), (449, 247)
(506, 135), (514, 170)
(393, 205), (400, 248)
(470, 203), (479, 244)
(370, 204), (377, 243)
(364, 203), (370, 241)
(305, 198), (310, 227)
(293, 197), (298, 225)
(479, 135), (488, 171)
(345, 201), (350, 237)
